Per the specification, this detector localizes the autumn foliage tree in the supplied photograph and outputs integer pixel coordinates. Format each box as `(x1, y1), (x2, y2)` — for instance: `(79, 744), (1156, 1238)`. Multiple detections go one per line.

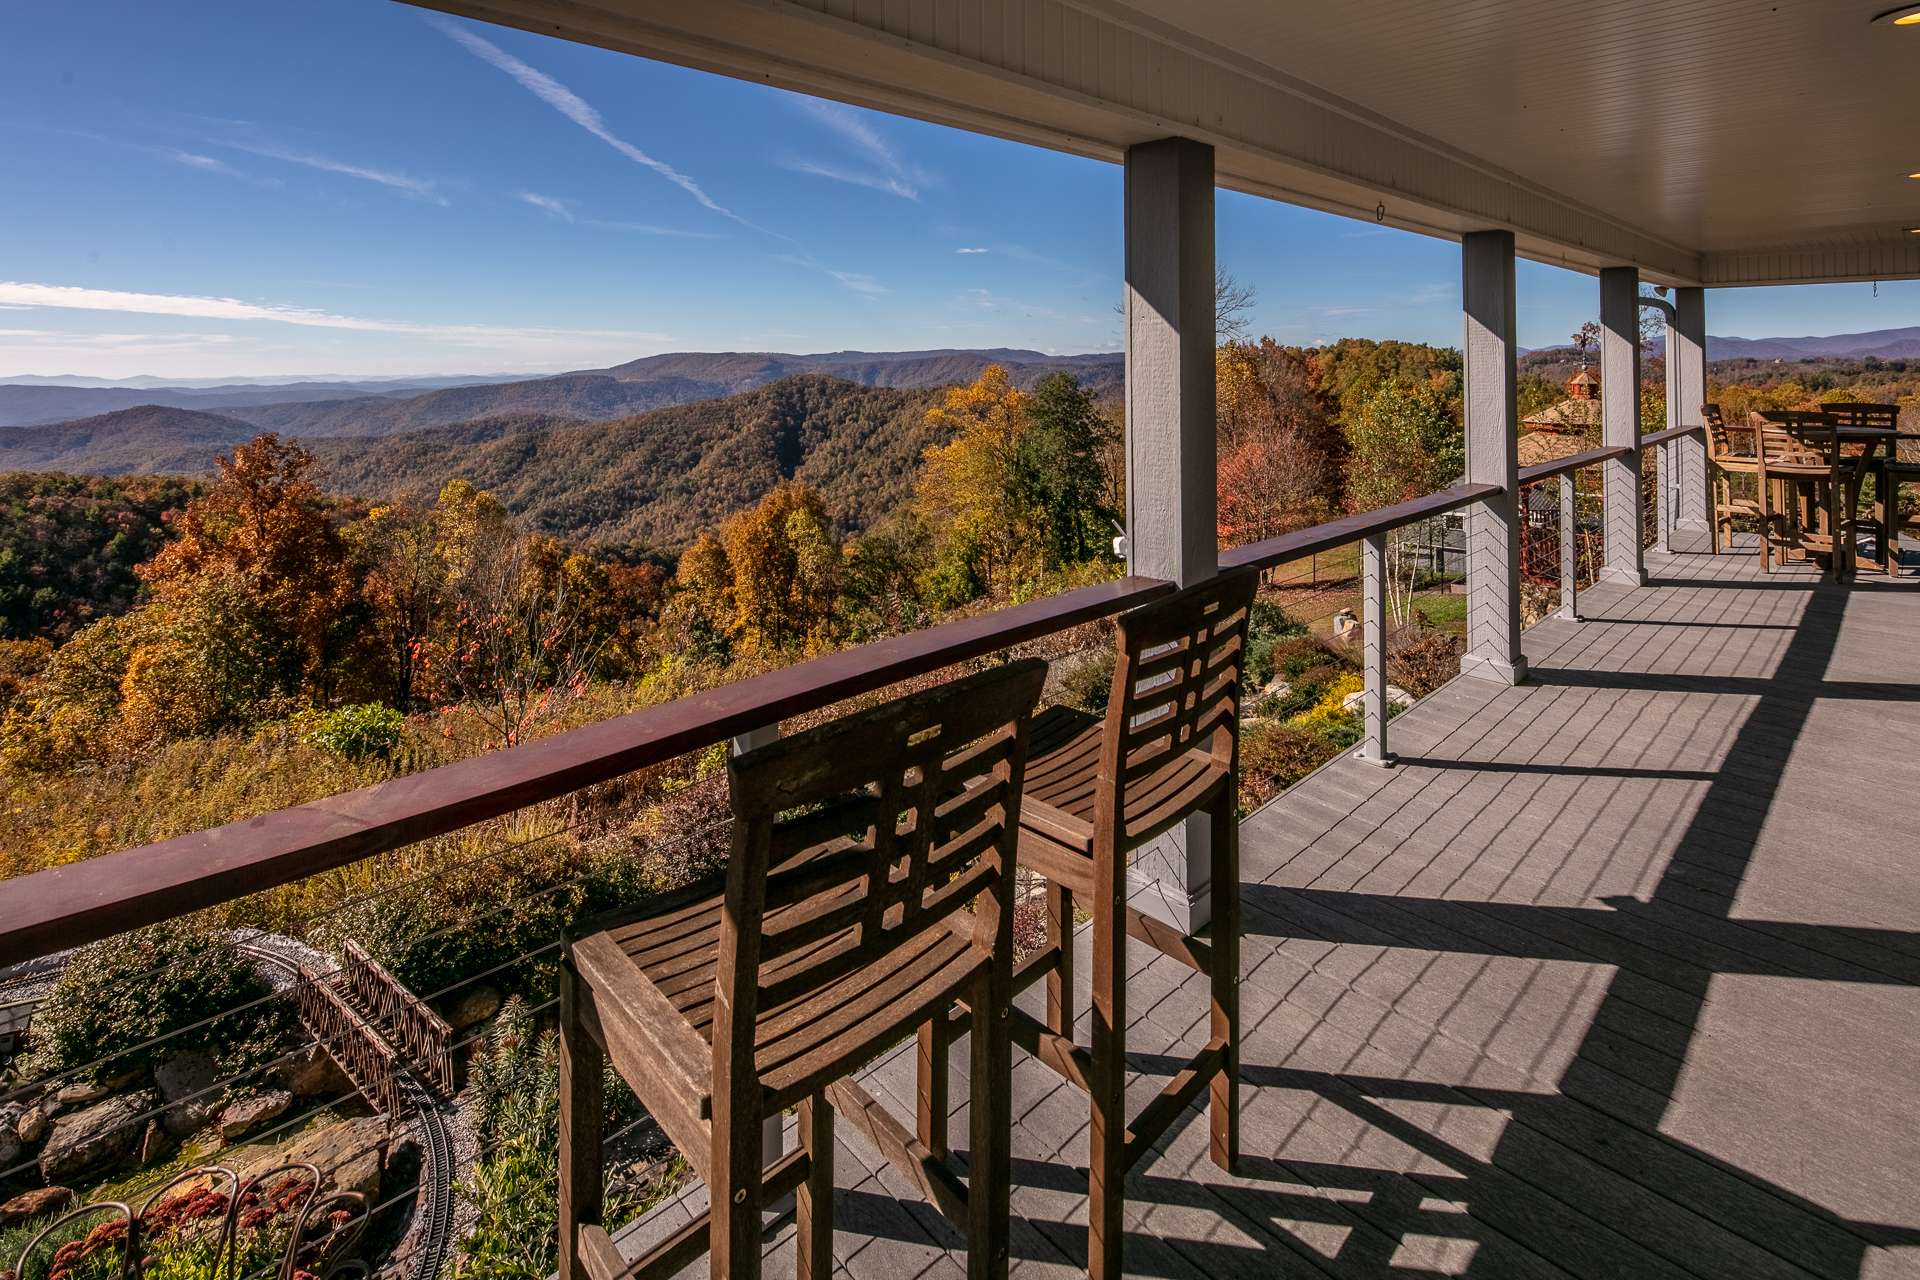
(116, 436), (359, 741)
(1215, 341), (1339, 549)
(673, 482), (841, 656)
(916, 365), (1117, 604)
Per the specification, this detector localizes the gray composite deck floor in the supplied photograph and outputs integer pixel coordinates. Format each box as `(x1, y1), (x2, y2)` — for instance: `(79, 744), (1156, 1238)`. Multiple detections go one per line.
(619, 537), (1920, 1279)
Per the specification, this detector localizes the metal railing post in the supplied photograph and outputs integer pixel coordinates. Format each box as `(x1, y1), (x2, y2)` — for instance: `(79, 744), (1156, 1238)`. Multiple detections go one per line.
(1356, 532), (1394, 767)
(1654, 440), (1671, 554)
(1558, 473), (1579, 621)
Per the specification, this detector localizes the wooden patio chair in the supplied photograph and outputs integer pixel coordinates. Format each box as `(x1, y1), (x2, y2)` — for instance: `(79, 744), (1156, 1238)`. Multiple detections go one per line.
(1703, 404), (1765, 554)
(558, 658), (1048, 1280)
(1755, 411), (1860, 578)
(920, 568), (1257, 1280)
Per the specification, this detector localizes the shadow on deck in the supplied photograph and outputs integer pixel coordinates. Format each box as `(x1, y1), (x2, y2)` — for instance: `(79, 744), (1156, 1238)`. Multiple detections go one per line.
(624, 537), (1920, 1279)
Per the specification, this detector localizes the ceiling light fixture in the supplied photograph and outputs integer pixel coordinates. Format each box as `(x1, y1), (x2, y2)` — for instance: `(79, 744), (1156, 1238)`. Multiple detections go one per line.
(1873, 3), (1920, 23)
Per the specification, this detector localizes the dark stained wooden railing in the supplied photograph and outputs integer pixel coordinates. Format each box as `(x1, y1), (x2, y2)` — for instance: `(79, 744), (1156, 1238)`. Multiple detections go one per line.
(0, 574), (1172, 967)
(0, 437), (1679, 970)
(1640, 423), (1705, 448)
(1517, 445), (1633, 485)
(1219, 482), (1500, 573)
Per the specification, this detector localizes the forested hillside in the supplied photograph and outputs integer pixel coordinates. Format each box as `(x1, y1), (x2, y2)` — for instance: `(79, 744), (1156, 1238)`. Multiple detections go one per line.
(0, 405), (260, 474)
(309, 375), (947, 549)
(0, 473), (200, 640)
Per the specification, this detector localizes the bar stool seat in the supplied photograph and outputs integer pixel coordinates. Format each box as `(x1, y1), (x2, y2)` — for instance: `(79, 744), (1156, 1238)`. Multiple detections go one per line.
(574, 877), (984, 1124)
(1017, 704), (1230, 870)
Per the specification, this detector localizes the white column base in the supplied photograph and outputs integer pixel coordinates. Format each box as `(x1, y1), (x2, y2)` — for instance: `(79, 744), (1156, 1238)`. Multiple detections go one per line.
(1353, 747), (1397, 768)
(1597, 564), (1649, 587)
(1460, 652), (1529, 685)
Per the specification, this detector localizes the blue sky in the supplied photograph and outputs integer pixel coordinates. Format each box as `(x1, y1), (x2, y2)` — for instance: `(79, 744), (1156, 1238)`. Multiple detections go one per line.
(2, 0), (1914, 380)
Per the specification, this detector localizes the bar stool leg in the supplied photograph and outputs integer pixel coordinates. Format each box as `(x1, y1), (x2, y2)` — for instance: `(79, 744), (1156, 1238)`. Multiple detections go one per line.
(1891, 472), (1904, 577)
(1207, 795), (1240, 1174)
(559, 962), (604, 1280)
(917, 1019), (950, 1160)
(1046, 883), (1075, 1039)
(797, 1095), (834, 1280)
(710, 1094), (766, 1280)
(1087, 863), (1126, 1280)
(967, 967), (1011, 1280)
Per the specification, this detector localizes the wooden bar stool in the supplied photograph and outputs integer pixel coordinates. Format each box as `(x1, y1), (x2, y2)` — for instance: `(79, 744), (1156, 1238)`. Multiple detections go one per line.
(1703, 404), (1766, 554)
(923, 569), (1257, 1280)
(559, 659), (1047, 1280)
(1756, 413), (1858, 578)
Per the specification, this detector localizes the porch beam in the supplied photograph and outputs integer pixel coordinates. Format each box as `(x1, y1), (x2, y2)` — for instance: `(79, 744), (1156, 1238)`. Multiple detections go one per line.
(1460, 229), (1527, 685)
(1123, 136), (1217, 934)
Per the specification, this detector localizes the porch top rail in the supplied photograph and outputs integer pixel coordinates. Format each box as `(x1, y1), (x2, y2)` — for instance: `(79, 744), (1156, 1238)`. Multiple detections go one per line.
(0, 572), (1172, 968)
(1641, 423), (1705, 448)
(1516, 444), (1633, 485)
(0, 454), (1671, 968)
(1219, 481), (1500, 573)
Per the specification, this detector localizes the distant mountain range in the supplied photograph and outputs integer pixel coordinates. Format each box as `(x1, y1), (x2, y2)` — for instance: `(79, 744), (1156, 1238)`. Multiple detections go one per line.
(0, 376), (955, 549)
(0, 375), (526, 428)
(0, 348), (1123, 432)
(1702, 326), (1920, 362)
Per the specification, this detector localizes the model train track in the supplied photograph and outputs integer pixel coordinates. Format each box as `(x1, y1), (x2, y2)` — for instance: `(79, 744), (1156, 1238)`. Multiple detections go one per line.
(236, 941), (458, 1280)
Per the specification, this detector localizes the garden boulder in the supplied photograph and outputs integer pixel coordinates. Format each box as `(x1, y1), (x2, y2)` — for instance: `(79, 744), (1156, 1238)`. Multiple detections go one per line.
(154, 1050), (220, 1137)
(443, 984), (501, 1032)
(0, 1185), (73, 1227)
(273, 1115), (387, 1203)
(218, 1090), (291, 1143)
(17, 1103), (50, 1146)
(39, 1090), (158, 1183)
(274, 1045), (352, 1099)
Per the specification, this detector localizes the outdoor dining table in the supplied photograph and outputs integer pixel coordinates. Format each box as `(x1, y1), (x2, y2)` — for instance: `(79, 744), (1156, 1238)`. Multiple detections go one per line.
(1779, 421), (1900, 575)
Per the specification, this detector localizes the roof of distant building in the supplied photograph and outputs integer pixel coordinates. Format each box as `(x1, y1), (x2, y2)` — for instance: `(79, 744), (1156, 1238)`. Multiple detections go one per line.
(1523, 369), (1604, 432)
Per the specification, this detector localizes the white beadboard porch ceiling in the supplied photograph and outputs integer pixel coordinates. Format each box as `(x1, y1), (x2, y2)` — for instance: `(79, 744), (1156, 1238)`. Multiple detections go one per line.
(412, 0), (1920, 285)
(1097, 0), (1920, 266)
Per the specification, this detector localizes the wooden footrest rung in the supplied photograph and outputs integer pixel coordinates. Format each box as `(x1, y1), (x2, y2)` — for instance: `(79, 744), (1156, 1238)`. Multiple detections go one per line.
(1122, 1037), (1226, 1172)
(823, 1077), (971, 1230)
(1123, 905), (1211, 974)
(1007, 1006), (1093, 1093)
(578, 1145), (811, 1280)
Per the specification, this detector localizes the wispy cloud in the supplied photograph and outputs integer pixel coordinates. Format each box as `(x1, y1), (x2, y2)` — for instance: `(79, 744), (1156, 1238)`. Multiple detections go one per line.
(429, 15), (751, 230)
(581, 218), (725, 239)
(828, 270), (888, 297)
(0, 280), (669, 348)
(784, 98), (931, 200)
(773, 254), (889, 297)
(518, 191), (574, 222)
(955, 247), (988, 255)
(210, 136), (445, 203)
(2, 123), (281, 186)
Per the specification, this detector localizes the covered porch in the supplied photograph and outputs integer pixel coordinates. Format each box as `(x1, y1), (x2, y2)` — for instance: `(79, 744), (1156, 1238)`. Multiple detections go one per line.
(622, 535), (1920, 1278)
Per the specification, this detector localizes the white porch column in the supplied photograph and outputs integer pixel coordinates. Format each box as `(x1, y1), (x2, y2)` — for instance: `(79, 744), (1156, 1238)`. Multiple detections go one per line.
(1599, 266), (1647, 586)
(1460, 229), (1527, 685)
(1671, 287), (1710, 533)
(1123, 135), (1216, 934)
